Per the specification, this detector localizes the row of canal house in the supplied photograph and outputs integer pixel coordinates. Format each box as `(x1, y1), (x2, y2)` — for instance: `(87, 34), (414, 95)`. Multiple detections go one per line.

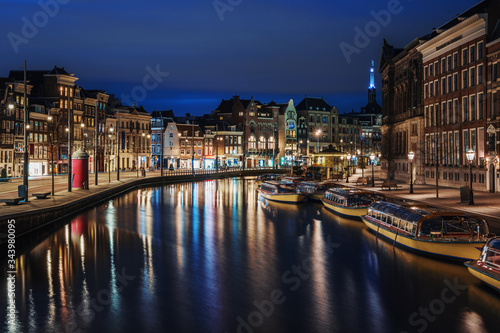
(380, 0), (500, 192)
(0, 66), (152, 177)
(2, 64), (382, 176)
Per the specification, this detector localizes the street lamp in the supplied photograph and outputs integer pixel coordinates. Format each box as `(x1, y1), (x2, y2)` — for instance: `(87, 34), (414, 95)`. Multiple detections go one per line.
(215, 135), (223, 172)
(346, 153), (351, 183)
(370, 153), (375, 187)
(408, 151), (414, 193)
(48, 115), (55, 196)
(466, 149), (475, 205)
(316, 130), (321, 154)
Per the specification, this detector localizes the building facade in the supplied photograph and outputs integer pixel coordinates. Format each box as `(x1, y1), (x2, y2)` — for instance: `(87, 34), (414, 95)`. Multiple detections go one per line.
(380, 39), (426, 183)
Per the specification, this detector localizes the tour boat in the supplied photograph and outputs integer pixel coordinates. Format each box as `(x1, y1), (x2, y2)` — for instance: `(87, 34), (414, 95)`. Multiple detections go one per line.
(361, 201), (490, 260)
(280, 176), (305, 185)
(321, 188), (385, 219)
(465, 237), (500, 292)
(297, 181), (337, 201)
(255, 174), (282, 185)
(257, 181), (306, 204)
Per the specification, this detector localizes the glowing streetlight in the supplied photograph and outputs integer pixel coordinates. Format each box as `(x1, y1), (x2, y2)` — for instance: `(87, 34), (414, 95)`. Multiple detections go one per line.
(370, 153), (375, 187)
(408, 151), (414, 193)
(466, 149), (475, 205)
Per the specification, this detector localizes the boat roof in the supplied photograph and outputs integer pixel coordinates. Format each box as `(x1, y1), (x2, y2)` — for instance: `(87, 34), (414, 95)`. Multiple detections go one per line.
(326, 188), (384, 197)
(487, 237), (500, 251)
(369, 201), (486, 223)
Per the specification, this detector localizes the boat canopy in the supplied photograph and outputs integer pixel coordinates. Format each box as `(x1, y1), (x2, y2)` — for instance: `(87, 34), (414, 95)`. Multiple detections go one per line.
(368, 201), (490, 237)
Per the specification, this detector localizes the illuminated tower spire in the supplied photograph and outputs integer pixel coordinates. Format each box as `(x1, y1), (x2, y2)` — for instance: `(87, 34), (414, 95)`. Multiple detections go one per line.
(368, 60), (376, 104)
(369, 60), (375, 89)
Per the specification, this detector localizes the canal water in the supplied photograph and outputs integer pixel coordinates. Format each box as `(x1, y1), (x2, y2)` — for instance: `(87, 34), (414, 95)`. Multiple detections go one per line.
(2, 178), (500, 333)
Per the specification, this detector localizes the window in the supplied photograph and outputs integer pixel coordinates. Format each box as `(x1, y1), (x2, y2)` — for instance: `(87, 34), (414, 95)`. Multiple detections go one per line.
(430, 105), (434, 126)
(454, 73), (458, 91)
(462, 70), (468, 89)
(493, 92), (498, 119)
(442, 78), (446, 94)
(435, 80), (439, 95)
(470, 95), (476, 121)
(442, 102), (447, 125)
(463, 97), (468, 122)
(447, 76), (452, 93)
(453, 53), (458, 69)
(448, 101), (452, 124)
(478, 93), (483, 120)
(470, 67), (475, 86)
(478, 42), (483, 59)
(462, 48), (467, 65)
(478, 64), (483, 84)
(435, 61), (439, 75)
(447, 55), (452, 71)
(493, 63), (498, 81)
(430, 63), (434, 76)
(453, 99), (458, 124)
(425, 84), (429, 98)
(470, 45), (475, 62)
(425, 106), (429, 127)
(430, 82), (434, 97)
(442, 58), (446, 73)
(425, 66), (428, 80)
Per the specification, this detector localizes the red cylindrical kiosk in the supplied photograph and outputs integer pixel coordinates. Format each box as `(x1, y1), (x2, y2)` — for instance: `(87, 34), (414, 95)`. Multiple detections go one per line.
(72, 149), (89, 189)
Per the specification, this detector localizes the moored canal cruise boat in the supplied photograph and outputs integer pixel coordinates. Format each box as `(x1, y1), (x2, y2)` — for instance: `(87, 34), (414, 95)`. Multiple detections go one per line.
(257, 181), (306, 204)
(361, 201), (491, 260)
(255, 174), (282, 185)
(321, 188), (385, 219)
(280, 176), (305, 185)
(297, 181), (338, 201)
(465, 237), (500, 292)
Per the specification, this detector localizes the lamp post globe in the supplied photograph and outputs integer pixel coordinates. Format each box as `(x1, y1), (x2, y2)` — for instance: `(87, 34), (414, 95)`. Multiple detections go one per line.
(466, 149), (475, 205)
(370, 153), (375, 187)
(346, 154), (351, 183)
(408, 151), (415, 194)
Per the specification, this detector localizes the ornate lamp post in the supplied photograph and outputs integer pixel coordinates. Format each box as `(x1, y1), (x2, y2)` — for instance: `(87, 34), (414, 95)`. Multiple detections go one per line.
(466, 149), (475, 205)
(316, 130), (321, 152)
(408, 151), (414, 193)
(340, 155), (344, 177)
(370, 153), (375, 187)
(346, 153), (351, 183)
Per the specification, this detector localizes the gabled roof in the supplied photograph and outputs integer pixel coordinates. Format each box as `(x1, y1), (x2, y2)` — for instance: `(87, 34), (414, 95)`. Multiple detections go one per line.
(151, 110), (175, 119)
(176, 123), (203, 136)
(296, 97), (331, 111)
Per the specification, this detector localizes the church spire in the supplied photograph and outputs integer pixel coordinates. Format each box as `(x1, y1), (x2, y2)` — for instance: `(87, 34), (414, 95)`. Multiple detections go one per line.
(369, 60), (375, 89)
(368, 60), (376, 104)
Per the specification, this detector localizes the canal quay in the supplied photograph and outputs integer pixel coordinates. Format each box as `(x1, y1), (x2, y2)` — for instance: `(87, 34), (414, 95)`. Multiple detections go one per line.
(2, 170), (500, 333)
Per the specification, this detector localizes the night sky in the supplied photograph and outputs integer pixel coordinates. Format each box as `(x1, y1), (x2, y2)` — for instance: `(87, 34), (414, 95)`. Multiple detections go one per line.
(2, 0), (478, 116)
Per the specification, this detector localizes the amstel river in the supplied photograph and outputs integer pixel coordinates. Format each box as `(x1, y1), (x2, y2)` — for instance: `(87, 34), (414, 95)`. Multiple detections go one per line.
(2, 177), (500, 333)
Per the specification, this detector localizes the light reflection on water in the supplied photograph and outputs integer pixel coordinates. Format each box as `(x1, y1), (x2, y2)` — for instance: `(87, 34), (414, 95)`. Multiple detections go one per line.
(1, 178), (500, 333)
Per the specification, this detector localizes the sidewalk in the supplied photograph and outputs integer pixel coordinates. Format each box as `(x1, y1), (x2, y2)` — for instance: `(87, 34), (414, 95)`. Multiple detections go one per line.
(346, 170), (500, 233)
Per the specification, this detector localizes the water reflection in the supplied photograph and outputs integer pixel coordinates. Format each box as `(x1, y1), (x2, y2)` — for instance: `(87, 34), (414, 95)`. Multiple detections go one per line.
(1, 178), (500, 333)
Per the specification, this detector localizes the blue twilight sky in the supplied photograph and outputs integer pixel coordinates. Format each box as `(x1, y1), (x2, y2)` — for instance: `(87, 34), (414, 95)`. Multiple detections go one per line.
(1, 0), (479, 116)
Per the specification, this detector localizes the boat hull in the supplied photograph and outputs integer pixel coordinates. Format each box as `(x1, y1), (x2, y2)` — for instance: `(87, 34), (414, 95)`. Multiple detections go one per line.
(465, 262), (500, 292)
(322, 199), (367, 219)
(258, 190), (306, 204)
(361, 216), (485, 260)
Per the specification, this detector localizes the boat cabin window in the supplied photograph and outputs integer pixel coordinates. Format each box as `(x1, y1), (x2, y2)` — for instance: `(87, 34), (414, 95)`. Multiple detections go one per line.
(483, 239), (500, 268)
